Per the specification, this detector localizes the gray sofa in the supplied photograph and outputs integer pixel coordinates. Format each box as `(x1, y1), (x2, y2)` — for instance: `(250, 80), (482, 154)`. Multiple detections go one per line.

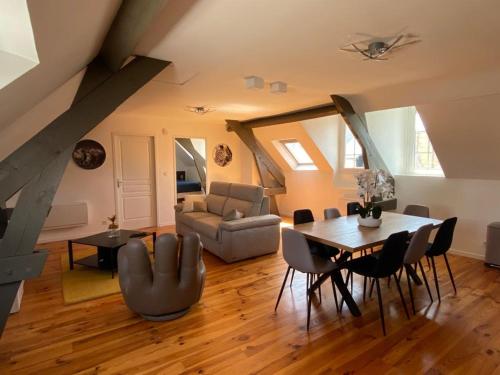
(175, 182), (281, 263)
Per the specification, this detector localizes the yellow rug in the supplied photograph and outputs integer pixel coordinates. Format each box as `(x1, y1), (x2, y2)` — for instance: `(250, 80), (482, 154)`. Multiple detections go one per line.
(60, 241), (153, 305)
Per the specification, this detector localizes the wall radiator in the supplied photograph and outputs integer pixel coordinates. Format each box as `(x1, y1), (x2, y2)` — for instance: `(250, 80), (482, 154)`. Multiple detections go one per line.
(43, 202), (88, 230)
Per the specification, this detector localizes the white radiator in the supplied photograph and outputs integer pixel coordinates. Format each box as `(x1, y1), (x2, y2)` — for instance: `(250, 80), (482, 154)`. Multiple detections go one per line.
(43, 202), (88, 230)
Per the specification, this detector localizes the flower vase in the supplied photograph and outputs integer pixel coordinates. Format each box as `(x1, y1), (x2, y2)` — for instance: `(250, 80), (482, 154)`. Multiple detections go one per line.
(108, 225), (120, 238)
(357, 215), (382, 228)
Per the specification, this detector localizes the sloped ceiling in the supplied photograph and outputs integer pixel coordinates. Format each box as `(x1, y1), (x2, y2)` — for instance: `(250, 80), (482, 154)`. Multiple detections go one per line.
(417, 94), (500, 180)
(0, 0), (121, 130)
(2, 0), (500, 180)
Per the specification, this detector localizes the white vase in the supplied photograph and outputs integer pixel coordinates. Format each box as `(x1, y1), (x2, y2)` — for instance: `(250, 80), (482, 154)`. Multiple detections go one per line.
(357, 215), (382, 228)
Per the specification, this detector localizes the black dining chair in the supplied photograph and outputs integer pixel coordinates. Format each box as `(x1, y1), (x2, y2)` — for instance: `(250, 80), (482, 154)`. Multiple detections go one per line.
(425, 217), (458, 302)
(346, 201), (362, 216)
(343, 231), (410, 335)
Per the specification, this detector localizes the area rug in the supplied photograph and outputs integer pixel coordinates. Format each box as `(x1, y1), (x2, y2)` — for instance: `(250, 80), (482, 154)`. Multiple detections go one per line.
(60, 241), (153, 305)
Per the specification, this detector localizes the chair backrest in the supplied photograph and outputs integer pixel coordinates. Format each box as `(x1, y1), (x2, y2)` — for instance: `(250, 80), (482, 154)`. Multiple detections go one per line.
(281, 228), (333, 274)
(346, 201), (362, 216)
(404, 224), (433, 264)
(403, 204), (430, 218)
(293, 209), (314, 225)
(427, 217), (457, 256)
(372, 231), (409, 278)
(324, 207), (341, 220)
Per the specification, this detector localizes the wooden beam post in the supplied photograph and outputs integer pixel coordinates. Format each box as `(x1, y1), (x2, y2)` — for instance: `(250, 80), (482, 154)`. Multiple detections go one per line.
(227, 120), (285, 214)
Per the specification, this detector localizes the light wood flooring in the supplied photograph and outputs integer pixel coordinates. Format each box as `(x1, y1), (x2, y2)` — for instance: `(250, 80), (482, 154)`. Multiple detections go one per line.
(1, 225), (499, 374)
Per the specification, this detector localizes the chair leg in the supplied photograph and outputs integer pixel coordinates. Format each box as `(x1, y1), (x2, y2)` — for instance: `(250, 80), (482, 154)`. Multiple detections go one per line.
(394, 274), (410, 320)
(430, 256), (441, 302)
(397, 266), (403, 282)
(330, 275), (339, 312)
(275, 266), (291, 311)
(426, 255), (431, 270)
(387, 276), (391, 288)
(405, 266), (416, 315)
(363, 276), (367, 302)
(375, 278), (386, 336)
(418, 260), (433, 302)
(443, 253), (457, 294)
(369, 278), (375, 298)
(306, 279), (313, 331)
(289, 268), (295, 287)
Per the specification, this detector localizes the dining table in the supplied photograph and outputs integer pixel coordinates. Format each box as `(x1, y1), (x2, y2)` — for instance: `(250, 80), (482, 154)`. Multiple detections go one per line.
(292, 211), (442, 316)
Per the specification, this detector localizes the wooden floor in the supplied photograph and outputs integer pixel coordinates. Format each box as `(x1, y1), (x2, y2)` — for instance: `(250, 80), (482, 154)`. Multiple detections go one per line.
(1, 225), (499, 374)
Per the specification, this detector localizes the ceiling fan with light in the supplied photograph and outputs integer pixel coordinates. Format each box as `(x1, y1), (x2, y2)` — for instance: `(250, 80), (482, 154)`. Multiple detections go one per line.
(340, 32), (421, 61)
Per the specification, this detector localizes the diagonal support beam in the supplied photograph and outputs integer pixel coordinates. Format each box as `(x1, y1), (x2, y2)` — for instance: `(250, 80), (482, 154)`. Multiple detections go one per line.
(227, 120), (285, 215)
(0, 57), (169, 203)
(331, 95), (388, 171)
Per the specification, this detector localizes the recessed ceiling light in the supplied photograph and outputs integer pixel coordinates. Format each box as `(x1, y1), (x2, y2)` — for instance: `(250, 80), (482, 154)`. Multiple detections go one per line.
(244, 75), (264, 89)
(270, 81), (287, 94)
(185, 105), (215, 115)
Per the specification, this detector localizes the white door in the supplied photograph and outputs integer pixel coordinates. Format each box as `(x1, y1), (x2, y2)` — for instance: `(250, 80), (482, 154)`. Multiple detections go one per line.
(113, 135), (157, 229)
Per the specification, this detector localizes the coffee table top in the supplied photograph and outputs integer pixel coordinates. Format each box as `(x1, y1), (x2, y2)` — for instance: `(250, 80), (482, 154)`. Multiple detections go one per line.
(70, 229), (153, 249)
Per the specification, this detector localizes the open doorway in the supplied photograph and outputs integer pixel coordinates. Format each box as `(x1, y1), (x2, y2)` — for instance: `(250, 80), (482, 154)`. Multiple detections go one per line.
(174, 138), (207, 203)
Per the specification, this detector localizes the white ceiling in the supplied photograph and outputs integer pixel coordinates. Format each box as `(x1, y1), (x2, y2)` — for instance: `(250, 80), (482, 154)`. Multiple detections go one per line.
(2, 0), (500, 179)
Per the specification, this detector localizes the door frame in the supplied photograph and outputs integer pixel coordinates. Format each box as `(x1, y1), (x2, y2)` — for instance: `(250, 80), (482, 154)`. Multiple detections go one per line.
(111, 131), (160, 228)
(172, 135), (208, 203)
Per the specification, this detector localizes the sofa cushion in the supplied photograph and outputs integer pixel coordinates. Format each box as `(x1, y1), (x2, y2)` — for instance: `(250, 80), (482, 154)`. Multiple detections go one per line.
(206, 194), (227, 216)
(210, 181), (231, 196)
(222, 208), (244, 221)
(221, 183), (264, 217)
(229, 183), (264, 202)
(177, 211), (214, 228)
(192, 215), (222, 240)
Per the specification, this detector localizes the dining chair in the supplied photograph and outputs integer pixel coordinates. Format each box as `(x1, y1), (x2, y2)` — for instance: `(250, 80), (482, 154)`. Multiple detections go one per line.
(399, 224), (434, 314)
(343, 231), (410, 335)
(275, 228), (339, 330)
(346, 202), (362, 216)
(291, 210), (341, 296)
(324, 207), (341, 220)
(425, 217), (458, 302)
(403, 204), (430, 218)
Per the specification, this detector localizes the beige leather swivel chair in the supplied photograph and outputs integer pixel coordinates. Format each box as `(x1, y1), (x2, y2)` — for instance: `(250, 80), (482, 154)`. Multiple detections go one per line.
(118, 232), (206, 321)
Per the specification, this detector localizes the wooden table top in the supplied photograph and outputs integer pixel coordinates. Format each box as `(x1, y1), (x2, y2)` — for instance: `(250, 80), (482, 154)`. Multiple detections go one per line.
(292, 212), (442, 252)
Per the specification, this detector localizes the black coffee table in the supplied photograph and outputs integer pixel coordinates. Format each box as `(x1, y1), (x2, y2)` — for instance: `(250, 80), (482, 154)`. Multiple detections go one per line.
(68, 229), (156, 278)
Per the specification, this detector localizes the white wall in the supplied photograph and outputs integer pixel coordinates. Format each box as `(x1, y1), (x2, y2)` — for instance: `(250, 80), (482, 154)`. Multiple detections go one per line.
(395, 175), (500, 259)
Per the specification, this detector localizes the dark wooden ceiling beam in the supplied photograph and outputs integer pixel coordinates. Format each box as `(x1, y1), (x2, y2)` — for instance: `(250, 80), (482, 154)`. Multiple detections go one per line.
(227, 103), (337, 130)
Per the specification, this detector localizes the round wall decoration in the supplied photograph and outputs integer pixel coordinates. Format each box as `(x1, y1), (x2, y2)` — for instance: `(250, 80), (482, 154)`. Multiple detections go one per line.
(213, 143), (232, 167)
(72, 139), (106, 170)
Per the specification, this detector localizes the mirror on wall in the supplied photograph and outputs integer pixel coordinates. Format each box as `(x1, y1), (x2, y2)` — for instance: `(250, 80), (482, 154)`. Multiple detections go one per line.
(174, 138), (206, 203)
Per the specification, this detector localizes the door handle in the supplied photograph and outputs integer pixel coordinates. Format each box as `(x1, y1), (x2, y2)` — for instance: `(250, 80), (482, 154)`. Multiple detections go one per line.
(117, 179), (122, 188)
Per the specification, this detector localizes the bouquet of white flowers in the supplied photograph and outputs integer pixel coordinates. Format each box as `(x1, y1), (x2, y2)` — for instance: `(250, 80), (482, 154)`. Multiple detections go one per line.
(355, 169), (394, 218)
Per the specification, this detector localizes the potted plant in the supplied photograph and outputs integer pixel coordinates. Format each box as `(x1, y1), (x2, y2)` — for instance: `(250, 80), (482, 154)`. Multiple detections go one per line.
(107, 214), (119, 238)
(355, 169), (393, 228)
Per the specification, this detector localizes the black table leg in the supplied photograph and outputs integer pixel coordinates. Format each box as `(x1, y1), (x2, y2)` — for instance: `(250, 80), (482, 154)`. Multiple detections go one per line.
(406, 264), (422, 285)
(68, 240), (74, 270)
(332, 269), (361, 316)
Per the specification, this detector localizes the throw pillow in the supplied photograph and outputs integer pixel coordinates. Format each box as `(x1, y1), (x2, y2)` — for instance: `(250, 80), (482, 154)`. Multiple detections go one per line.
(182, 194), (206, 213)
(223, 208), (244, 221)
(193, 200), (208, 212)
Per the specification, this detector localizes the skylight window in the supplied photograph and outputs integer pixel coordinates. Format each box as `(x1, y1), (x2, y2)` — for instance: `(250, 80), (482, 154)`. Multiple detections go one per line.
(413, 112), (443, 175)
(275, 140), (317, 170)
(344, 126), (364, 169)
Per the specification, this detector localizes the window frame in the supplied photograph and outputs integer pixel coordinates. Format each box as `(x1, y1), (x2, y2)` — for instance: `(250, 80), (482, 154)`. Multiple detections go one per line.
(340, 124), (365, 171)
(276, 139), (318, 171)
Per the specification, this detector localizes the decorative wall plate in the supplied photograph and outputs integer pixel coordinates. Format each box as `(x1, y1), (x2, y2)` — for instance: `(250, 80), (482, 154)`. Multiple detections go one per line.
(72, 139), (106, 170)
(213, 143), (232, 167)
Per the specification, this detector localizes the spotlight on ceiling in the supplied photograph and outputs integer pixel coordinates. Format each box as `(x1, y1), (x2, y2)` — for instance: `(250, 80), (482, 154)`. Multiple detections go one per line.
(244, 75), (264, 89)
(270, 81), (287, 94)
(185, 105), (215, 115)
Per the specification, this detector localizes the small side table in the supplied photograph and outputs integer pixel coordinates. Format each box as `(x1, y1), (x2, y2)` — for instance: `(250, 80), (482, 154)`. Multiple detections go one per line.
(68, 229), (156, 278)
